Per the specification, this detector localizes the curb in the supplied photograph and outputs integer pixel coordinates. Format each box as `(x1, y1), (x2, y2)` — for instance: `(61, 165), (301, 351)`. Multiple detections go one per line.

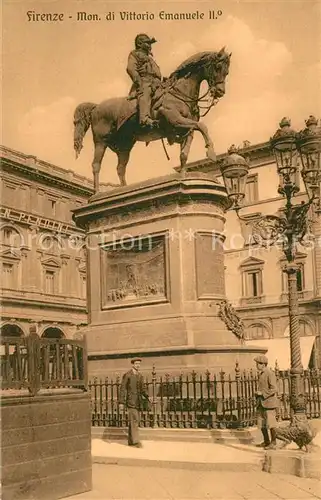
(92, 455), (262, 472)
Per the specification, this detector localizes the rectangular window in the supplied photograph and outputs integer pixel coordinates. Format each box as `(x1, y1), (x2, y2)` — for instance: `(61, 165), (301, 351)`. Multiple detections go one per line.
(45, 270), (55, 294)
(50, 200), (56, 216)
(246, 271), (262, 297)
(44, 195), (57, 217)
(244, 176), (258, 204)
(2, 263), (14, 288)
(296, 267), (304, 292)
(3, 184), (17, 207)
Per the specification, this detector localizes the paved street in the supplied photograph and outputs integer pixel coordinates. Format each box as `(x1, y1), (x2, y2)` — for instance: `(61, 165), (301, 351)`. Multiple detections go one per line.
(91, 438), (264, 470)
(69, 463), (321, 499)
(66, 436), (321, 500)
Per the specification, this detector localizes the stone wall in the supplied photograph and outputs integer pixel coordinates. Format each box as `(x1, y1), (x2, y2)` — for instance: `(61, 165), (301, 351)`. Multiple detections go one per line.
(1, 389), (92, 500)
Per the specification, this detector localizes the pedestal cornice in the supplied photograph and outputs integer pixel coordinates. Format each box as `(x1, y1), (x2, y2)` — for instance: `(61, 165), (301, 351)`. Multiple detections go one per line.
(72, 172), (229, 229)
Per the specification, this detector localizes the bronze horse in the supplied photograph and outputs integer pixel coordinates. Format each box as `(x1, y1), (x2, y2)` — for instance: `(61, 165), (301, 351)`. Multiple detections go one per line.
(73, 48), (231, 192)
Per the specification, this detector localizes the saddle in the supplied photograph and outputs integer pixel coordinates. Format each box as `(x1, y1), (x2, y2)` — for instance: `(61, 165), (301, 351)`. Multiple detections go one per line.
(116, 80), (170, 131)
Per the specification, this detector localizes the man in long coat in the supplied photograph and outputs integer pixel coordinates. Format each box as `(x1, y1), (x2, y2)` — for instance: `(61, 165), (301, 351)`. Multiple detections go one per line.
(254, 355), (279, 449)
(119, 358), (150, 447)
(126, 33), (162, 128)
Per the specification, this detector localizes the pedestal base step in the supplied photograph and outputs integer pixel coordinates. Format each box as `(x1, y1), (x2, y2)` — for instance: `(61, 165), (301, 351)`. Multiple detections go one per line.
(92, 426), (257, 445)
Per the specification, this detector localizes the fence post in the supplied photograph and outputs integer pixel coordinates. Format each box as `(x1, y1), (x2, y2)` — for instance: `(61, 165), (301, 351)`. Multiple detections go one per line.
(235, 360), (242, 427)
(152, 365), (158, 428)
(219, 369), (226, 425)
(27, 325), (41, 396)
(274, 360), (280, 420)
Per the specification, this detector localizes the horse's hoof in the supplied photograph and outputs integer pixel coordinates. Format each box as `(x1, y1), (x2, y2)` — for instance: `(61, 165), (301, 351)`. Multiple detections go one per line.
(206, 147), (216, 162)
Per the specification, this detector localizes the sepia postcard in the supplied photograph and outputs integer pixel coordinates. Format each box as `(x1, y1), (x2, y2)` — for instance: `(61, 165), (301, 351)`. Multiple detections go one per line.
(1, 0), (321, 498)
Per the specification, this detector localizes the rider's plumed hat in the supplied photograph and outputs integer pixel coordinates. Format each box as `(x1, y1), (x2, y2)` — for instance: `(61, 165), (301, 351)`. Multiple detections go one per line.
(135, 34), (157, 46)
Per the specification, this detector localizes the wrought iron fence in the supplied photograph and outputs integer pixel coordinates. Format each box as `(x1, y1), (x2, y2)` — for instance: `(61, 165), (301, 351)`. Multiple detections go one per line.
(0, 332), (88, 395)
(89, 363), (321, 429)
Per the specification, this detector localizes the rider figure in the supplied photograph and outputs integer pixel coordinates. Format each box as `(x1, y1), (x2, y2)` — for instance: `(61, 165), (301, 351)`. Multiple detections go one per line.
(127, 34), (162, 128)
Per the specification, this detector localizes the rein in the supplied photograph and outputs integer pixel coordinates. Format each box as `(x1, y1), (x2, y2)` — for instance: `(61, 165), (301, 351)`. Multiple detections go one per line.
(166, 76), (222, 117)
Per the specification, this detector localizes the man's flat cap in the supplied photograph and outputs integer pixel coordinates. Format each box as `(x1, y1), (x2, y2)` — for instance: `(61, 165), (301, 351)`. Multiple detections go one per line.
(254, 355), (268, 365)
(131, 357), (142, 364)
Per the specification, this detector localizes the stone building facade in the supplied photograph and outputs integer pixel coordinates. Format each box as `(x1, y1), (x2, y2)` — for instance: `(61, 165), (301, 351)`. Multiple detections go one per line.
(185, 142), (321, 368)
(0, 146), (93, 339)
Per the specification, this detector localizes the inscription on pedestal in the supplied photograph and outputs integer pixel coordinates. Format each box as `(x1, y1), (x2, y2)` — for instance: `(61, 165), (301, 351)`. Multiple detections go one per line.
(100, 234), (168, 309)
(195, 233), (225, 298)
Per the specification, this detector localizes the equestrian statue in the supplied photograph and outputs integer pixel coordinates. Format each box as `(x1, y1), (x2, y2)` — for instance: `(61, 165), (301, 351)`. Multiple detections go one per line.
(73, 34), (231, 193)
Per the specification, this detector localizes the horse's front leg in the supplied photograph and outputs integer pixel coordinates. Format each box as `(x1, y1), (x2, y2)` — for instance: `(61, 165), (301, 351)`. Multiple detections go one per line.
(180, 132), (194, 176)
(116, 149), (132, 186)
(159, 108), (216, 163)
(197, 122), (216, 162)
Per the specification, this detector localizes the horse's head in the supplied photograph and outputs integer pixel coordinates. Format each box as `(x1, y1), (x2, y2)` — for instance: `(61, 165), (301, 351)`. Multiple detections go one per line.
(170, 49), (231, 100)
(204, 48), (231, 99)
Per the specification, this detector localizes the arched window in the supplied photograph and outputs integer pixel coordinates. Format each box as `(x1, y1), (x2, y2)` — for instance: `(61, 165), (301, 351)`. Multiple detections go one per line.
(1, 226), (22, 248)
(42, 327), (64, 339)
(299, 320), (314, 337)
(246, 323), (270, 340)
(0, 324), (25, 380)
(0, 324), (24, 336)
(283, 321), (314, 338)
(40, 236), (61, 254)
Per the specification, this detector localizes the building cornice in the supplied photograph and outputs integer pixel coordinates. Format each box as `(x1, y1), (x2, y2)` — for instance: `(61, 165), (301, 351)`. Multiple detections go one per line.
(0, 295), (87, 312)
(0, 145), (117, 197)
(174, 141), (273, 175)
(236, 297), (321, 313)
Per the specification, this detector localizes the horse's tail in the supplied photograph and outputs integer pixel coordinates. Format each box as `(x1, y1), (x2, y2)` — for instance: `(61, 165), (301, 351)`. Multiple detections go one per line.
(73, 102), (97, 158)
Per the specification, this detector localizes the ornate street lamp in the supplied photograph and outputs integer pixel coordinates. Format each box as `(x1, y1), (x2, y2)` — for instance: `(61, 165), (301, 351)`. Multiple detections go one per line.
(219, 144), (250, 208)
(220, 116), (321, 435)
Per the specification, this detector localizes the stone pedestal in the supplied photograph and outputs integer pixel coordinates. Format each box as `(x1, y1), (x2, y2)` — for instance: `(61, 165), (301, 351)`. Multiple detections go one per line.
(263, 449), (321, 480)
(73, 172), (266, 376)
(1, 390), (92, 499)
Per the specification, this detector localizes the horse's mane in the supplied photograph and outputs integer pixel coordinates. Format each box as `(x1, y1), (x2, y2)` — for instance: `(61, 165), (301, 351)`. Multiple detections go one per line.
(169, 51), (223, 79)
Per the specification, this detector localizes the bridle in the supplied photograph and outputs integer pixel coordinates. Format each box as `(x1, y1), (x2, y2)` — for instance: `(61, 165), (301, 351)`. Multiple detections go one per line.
(166, 58), (227, 117)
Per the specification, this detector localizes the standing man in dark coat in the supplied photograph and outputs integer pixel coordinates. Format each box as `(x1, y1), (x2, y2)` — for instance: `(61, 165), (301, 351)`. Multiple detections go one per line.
(254, 355), (279, 449)
(119, 358), (150, 448)
(126, 33), (162, 128)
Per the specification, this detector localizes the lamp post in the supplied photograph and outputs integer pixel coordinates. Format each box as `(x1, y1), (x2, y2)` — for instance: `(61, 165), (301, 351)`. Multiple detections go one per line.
(220, 117), (321, 428)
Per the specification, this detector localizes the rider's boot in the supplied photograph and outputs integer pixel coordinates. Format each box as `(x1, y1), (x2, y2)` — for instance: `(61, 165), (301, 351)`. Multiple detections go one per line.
(138, 94), (158, 128)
